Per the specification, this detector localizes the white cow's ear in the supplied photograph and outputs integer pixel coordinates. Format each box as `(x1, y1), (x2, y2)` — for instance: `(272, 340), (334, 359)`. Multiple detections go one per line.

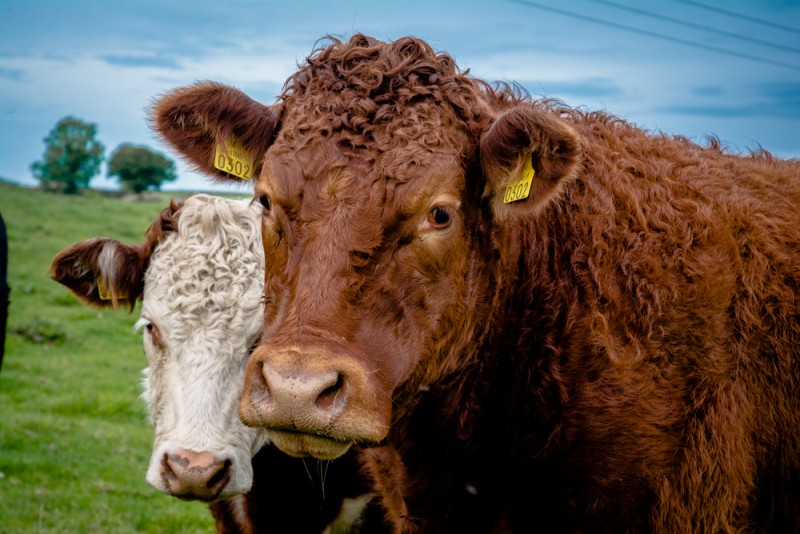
(480, 105), (582, 222)
(50, 238), (146, 310)
(149, 81), (280, 184)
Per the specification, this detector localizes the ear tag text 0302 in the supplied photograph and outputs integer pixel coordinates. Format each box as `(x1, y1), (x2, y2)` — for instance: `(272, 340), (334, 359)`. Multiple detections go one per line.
(214, 135), (255, 180)
(503, 157), (535, 204)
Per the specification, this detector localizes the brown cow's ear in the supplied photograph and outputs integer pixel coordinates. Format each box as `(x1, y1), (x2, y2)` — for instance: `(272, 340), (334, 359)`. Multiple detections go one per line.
(50, 238), (147, 311)
(149, 82), (280, 183)
(480, 105), (581, 221)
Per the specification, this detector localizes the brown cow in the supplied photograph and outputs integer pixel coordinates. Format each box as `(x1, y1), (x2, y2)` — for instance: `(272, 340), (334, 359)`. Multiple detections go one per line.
(150, 35), (800, 532)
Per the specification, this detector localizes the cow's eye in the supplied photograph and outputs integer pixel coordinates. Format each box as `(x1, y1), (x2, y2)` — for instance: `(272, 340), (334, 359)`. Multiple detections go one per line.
(428, 206), (451, 228)
(259, 194), (271, 212)
(138, 318), (165, 350)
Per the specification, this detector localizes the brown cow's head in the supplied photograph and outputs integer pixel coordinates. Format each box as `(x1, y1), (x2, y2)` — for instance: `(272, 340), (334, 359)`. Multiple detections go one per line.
(151, 35), (581, 460)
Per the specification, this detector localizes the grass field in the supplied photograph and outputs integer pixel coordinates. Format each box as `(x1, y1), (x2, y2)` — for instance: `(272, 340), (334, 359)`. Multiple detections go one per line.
(0, 182), (249, 533)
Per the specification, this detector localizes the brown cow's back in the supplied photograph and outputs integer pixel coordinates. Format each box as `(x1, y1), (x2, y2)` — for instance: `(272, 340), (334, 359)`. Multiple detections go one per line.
(468, 111), (800, 531)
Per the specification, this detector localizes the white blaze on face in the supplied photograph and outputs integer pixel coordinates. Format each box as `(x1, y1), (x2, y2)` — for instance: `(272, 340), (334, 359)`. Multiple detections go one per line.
(137, 195), (268, 500)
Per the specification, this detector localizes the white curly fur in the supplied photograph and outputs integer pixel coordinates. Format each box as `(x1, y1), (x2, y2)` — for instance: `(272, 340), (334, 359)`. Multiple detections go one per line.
(137, 194), (269, 498)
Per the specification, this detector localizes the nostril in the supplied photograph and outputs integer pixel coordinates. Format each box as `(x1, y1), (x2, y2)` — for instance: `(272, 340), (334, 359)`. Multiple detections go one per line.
(206, 459), (232, 491)
(161, 452), (177, 482)
(315, 372), (345, 411)
(255, 360), (272, 400)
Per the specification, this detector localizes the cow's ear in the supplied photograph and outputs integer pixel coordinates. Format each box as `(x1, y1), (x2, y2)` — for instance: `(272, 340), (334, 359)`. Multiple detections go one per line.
(480, 105), (581, 221)
(149, 82), (280, 183)
(50, 238), (147, 311)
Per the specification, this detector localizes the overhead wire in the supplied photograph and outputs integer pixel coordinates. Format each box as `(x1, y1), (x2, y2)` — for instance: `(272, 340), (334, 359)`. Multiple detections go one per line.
(586, 0), (800, 55)
(507, 0), (800, 72)
(669, 0), (800, 36)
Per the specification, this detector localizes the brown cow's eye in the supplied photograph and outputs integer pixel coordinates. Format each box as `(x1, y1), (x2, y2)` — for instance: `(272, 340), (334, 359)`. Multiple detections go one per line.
(259, 194), (271, 212)
(428, 207), (451, 228)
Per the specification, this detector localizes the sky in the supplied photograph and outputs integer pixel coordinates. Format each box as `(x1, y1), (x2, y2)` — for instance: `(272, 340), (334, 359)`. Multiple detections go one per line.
(1, 0), (799, 194)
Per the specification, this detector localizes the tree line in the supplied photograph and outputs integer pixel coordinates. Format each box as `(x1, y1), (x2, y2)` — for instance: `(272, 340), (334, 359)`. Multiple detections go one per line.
(31, 116), (177, 194)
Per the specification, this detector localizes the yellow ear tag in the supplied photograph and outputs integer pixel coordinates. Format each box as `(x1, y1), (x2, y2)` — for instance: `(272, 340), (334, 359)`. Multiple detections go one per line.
(503, 157), (535, 204)
(97, 277), (127, 301)
(214, 135), (255, 180)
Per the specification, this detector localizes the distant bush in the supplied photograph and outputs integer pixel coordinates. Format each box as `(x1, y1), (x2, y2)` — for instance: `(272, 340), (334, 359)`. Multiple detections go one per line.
(108, 144), (177, 193)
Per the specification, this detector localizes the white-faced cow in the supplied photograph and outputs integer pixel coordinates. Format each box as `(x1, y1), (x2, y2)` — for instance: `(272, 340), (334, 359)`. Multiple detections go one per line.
(150, 35), (800, 533)
(50, 194), (376, 533)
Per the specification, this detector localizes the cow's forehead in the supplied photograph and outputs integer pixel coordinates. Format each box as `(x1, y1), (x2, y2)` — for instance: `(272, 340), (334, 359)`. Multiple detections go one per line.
(261, 137), (466, 225)
(266, 94), (470, 188)
(141, 199), (264, 344)
(277, 94), (472, 157)
(260, 37), (483, 219)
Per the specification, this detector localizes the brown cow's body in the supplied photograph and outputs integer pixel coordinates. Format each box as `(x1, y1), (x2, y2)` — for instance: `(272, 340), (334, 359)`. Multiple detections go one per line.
(152, 35), (800, 532)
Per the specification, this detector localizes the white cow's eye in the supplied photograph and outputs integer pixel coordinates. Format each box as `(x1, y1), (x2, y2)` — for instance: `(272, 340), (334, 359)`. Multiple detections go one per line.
(137, 317), (165, 350)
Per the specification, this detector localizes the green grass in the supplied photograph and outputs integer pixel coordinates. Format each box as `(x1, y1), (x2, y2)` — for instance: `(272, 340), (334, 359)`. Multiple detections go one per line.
(0, 183), (230, 533)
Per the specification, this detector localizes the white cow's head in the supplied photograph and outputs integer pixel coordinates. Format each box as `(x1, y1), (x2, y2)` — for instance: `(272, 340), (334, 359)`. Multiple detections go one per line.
(51, 194), (269, 501)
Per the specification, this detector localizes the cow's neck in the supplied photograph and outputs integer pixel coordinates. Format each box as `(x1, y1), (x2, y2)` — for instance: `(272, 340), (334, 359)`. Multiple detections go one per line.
(427, 216), (575, 440)
(377, 215), (578, 531)
(487, 214), (576, 435)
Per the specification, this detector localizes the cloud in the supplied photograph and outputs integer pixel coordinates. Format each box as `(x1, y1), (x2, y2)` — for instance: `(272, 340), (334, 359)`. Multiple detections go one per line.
(759, 81), (800, 106)
(660, 81), (800, 119)
(0, 67), (24, 81)
(691, 86), (724, 97)
(524, 77), (624, 100)
(100, 54), (182, 70)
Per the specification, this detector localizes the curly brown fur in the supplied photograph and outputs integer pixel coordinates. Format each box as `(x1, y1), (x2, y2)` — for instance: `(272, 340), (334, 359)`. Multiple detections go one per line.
(151, 34), (800, 533)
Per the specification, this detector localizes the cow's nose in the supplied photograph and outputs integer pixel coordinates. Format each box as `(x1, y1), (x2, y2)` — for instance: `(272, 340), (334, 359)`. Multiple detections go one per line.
(240, 346), (391, 452)
(159, 449), (231, 501)
(259, 363), (348, 422)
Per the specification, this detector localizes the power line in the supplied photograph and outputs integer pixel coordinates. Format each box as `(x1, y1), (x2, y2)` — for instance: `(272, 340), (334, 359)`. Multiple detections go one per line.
(669, 0), (800, 36)
(587, 0), (800, 55)
(507, 0), (800, 72)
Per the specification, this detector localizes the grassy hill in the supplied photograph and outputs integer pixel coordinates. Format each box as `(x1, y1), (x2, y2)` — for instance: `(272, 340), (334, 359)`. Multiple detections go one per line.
(0, 184), (235, 533)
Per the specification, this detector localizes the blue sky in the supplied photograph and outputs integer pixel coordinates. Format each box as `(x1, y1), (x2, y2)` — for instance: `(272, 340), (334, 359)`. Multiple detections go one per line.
(1, 0), (798, 193)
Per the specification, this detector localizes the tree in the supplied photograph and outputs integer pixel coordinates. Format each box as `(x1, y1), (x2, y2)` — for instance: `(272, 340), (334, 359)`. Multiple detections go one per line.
(107, 144), (177, 193)
(31, 116), (105, 194)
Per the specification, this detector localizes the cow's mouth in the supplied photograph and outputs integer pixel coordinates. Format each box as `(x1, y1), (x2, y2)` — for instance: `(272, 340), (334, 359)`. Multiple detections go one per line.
(268, 429), (351, 460)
